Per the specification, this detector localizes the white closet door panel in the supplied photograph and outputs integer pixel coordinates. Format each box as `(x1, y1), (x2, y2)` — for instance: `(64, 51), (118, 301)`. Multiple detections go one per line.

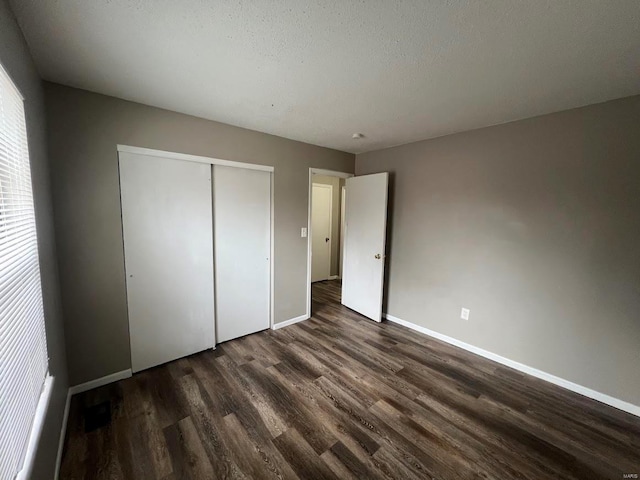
(120, 152), (215, 372)
(214, 165), (270, 342)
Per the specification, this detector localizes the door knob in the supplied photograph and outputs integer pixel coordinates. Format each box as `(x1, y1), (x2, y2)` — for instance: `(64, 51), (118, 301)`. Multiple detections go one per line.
(375, 254), (381, 259)
(325, 237), (330, 242)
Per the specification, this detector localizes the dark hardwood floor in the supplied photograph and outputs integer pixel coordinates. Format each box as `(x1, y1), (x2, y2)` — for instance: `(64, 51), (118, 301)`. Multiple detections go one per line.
(60, 280), (640, 479)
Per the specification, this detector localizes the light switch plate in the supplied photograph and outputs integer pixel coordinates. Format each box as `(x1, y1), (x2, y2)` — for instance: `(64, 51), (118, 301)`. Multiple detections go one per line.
(461, 308), (470, 320)
(301, 227), (308, 238)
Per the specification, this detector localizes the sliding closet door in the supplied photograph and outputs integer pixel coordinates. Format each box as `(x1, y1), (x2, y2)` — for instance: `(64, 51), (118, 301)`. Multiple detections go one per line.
(119, 152), (215, 372)
(214, 165), (271, 342)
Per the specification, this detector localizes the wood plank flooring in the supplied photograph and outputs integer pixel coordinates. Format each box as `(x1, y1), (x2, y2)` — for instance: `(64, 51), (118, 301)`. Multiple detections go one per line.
(60, 280), (640, 479)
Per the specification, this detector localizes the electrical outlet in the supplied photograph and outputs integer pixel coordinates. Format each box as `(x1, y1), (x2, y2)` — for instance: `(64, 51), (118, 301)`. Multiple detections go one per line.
(301, 227), (308, 238)
(461, 308), (470, 320)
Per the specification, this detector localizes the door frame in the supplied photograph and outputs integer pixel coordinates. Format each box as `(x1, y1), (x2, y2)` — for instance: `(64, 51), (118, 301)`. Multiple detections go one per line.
(306, 168), (354, 319)
(117, 145), (276, 338)
(311, 182), (333, 282)
(340, 185), (346, 278)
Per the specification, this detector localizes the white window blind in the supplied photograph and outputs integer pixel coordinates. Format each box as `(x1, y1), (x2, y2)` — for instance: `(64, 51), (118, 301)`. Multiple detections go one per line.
(0, 65), (49, 480)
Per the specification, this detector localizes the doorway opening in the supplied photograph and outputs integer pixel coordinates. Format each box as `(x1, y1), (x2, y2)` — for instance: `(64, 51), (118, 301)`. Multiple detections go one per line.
(307, 169), (352, 317)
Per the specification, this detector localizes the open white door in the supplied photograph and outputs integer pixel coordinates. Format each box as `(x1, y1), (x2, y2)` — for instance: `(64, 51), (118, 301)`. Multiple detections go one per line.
(342, 172), (389, 322)
(119, 152), (215, 372)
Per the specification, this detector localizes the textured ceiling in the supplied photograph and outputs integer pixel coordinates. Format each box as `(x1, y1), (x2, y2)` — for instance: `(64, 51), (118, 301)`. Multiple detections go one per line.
(9, 0), (640, 153)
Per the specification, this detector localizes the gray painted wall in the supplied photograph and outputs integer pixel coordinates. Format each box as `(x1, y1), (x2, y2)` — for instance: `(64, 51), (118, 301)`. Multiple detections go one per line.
(44, 83), (354, 386)
(356, 95), (640, 406)
(0, 1), (68, 478)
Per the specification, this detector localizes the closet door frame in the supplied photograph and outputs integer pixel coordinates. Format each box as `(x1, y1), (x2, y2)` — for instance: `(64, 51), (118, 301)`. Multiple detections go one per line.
(117, 145), (275, 333)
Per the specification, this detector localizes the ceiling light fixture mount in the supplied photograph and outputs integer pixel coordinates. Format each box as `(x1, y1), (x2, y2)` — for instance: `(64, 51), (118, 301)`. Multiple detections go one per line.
(352, 133), (365, 139)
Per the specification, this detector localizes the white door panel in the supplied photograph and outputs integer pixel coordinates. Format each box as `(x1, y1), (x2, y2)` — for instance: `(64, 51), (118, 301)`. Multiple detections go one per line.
(311, 183), (332, 282)
(214, 165), (271, 342)
(120, 152), (215, 373)
(342, 173), (389, 322)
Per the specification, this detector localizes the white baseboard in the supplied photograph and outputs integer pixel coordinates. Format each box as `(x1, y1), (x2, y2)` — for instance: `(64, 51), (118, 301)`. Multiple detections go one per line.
(54, 390), (71, 480)
(68, 369), (132, 396)
(328, 275), (340, 280)
(272, 314), (309, 330)
(383, 313), (640, 418)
